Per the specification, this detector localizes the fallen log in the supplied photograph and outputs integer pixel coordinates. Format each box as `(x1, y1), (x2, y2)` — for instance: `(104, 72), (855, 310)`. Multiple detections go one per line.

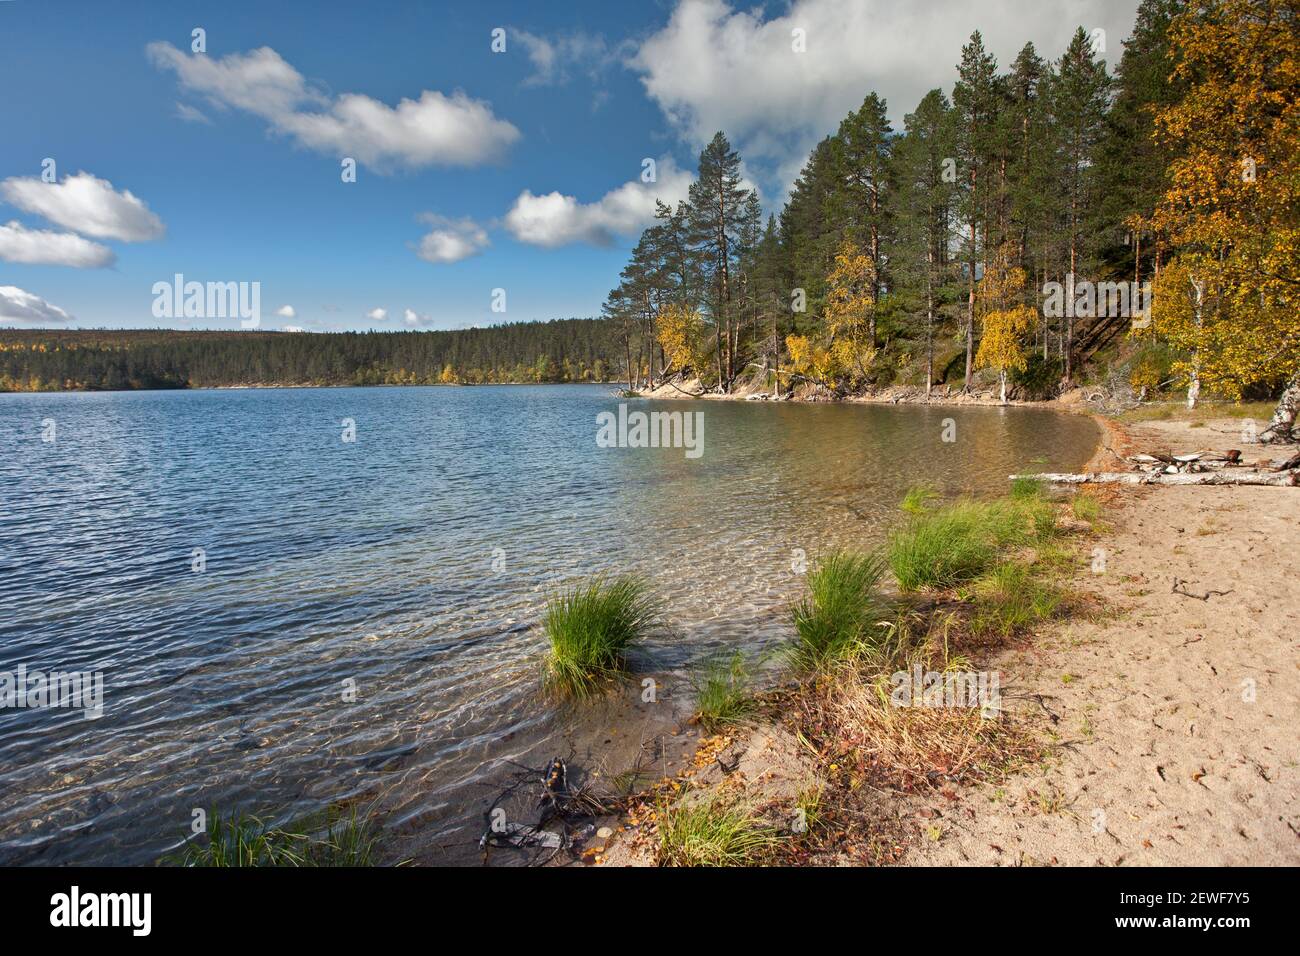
(1011, 470), (1297, 486)
(1273, 451), (1300, 472)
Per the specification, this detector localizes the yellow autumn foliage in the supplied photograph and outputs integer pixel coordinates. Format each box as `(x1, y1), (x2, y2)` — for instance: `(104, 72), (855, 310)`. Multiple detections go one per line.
(656, 302), (710, 379)
(1151, 0), (1299, 399)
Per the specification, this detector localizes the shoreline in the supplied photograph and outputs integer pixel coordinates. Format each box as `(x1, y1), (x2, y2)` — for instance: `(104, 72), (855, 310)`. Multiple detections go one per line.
(589, 410), (1299, 867)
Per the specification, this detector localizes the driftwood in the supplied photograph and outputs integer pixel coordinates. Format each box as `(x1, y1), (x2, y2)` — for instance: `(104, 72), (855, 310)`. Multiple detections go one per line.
(1274, 451), (1300, 472)
(1012, 470), (1297, 486)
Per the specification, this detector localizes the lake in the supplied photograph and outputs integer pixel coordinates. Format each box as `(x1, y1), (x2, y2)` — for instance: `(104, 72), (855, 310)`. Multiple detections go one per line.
(0, 384), (1098, 864)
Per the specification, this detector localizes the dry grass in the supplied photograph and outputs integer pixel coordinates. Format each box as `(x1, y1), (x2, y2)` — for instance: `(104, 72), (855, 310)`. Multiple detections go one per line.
(806, 669), (1041, 793)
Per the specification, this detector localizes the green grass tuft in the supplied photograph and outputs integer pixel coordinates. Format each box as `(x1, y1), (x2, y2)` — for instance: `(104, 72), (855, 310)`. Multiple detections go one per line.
(888, 497), (1054, 592)
(966, 562), (1062, 640)
(1010, 476), (1045, 501)
(900, 483), (940, 515)
(656, 797), (780, 866)
(790, 550), (892, 669)
(693, 651), (755, 732)
(543, 575), (660, 699)
(175, 806), (378, 867)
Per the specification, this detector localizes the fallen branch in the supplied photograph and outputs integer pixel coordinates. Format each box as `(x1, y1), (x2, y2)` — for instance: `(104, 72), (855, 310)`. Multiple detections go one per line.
(1172, 578), (1234, 601)
(1011, 470), (1297, 486)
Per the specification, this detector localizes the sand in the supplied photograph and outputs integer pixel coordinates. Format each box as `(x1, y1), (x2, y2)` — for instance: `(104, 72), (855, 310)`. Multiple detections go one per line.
(901, 417), (1300, 865)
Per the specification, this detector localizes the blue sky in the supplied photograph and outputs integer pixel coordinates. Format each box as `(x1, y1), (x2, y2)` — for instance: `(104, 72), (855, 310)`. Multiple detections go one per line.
(0, 0), (1141, 332)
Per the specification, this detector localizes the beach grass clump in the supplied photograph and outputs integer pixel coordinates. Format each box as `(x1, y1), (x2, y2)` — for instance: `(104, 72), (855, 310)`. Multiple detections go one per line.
(888, 502), (1001, 590)
(966, 562), (1062, 641)
(694, 651), (755, 732)
(175, 806), (378, 867)
(790, 550), (892, 669)
(543, 575), (659, 699)
(888, 490), (1056, 592)
(656, 797), (780, 867)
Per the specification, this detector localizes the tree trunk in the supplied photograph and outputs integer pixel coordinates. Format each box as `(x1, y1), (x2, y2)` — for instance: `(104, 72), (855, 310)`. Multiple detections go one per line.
(1260, 369), (1300, 443)
(1186, 275), (1204, 409)
(965, 168), (976, 393)
(925, 257), (934, 397)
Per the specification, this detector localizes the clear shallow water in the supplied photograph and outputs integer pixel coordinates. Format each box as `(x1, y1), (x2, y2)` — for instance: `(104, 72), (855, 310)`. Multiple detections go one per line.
(0, 385), (1097, 864)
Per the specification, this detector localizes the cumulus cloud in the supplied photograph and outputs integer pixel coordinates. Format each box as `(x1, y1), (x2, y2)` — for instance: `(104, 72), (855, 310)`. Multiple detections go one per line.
(0, 285), (74, 324)
(632, 0), (1138, 190)
(403, 308), (433, 327)
(365, 307), (388, 321)
(0, 221), (116, 268)
(504, 158), (693, 248)
(282, 325), (309, 332)
(147, 42), (521, 171)
(1, 171), (165, 242)
(275, 305), (296, 318)
(415, 214), (490, 264)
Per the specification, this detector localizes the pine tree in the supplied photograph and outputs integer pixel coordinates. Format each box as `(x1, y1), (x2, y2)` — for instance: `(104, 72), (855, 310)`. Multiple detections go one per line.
(1004, 43), (1058, 359)
(953, 31), (1000, 391)
(780, 137), (841, 322)
(688, 132), (758, 391)
(831, 93), (894, 346)
(1050, 27), (1112, 383)
(889, 88), (960, 393)
(1096, 0), (1188, 288)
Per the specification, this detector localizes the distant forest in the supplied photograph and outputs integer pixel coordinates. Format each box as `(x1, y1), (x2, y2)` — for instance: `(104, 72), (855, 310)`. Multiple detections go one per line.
(0, 320), (622, 391)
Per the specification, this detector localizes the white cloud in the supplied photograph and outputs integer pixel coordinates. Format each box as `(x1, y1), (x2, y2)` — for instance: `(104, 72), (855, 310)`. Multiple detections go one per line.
(175, 101), (212, 124)
(282, 325), (309, 332)
(0, 221), (116, 268)
(632, 0), (1138, 191)
(148, 42), (521, 171)
(513, 29), (621, 87)
(504, 158), (693, 248)
(0, 285), (74, 324)
(415, 214), (490, 264)
(365, 307), (388, 321)
(0, 171), (165, 242)
(275, 305), (297, 318)
(403, 308), (433, 327)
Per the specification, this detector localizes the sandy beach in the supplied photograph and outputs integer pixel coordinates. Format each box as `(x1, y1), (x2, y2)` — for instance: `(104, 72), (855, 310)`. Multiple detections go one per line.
(902, 473), (1299, 864)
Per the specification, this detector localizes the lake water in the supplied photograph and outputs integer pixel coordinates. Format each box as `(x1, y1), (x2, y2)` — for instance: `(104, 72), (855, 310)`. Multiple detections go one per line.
(0, 384), (1098, 864)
